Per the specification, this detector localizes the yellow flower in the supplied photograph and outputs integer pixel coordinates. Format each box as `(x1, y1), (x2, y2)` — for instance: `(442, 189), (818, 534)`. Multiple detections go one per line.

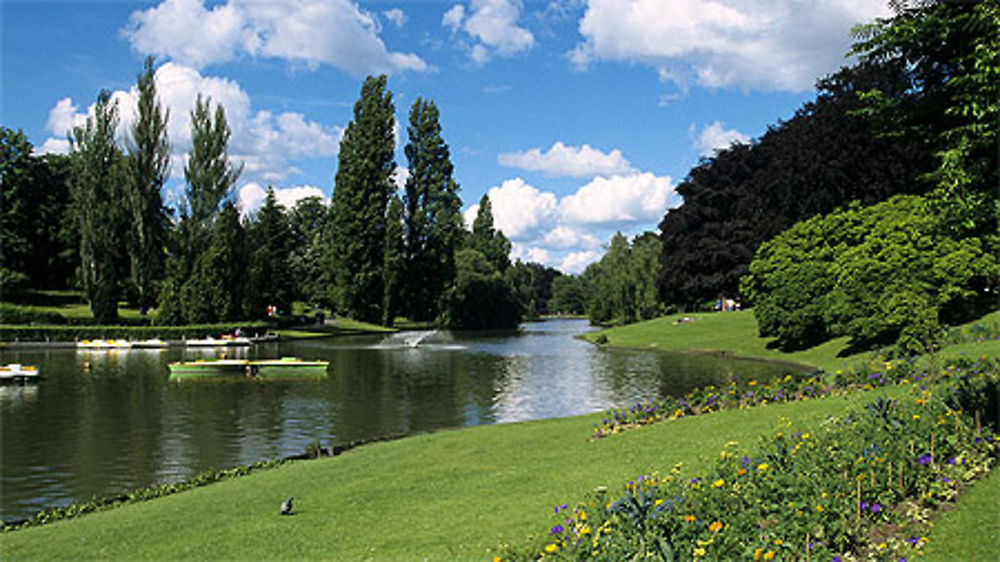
(749, 380), (757, 386)
(545, 544), (558, 554)
(774, 539), (783, 546)
(713, 479), (725, 488)
(763, 551), (775, 560)
(684, 515), (696, 522)
(693, 547), (707, 557)
(815, 504), (824, 512)
(754, 548), (763, 560)
(493, 557), (503, 562)
(578, 510), (587, 521)
(579, 525), (591, 535)
(654, 499), (664, 507)
(709, 521), (723, 532)
(758, 463), (770, 471)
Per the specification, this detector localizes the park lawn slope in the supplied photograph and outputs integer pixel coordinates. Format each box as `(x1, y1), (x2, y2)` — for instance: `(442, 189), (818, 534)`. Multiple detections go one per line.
(3, 389), (891, 560)
(923, 466), (1000, 561)
(583, 309), (1000, 373)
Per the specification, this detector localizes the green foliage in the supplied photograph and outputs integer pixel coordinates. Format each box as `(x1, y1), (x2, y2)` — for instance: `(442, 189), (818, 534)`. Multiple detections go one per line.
(586, 232), (664, 326)
(549, 275), (586, 315)
(70, 90), (128, 324)
(329, 75), (396, 324)
(382, 194), (404, 327)
(742, 195), (999, 353)
(400, 98), (463, 322)
(506, 261), (561, 319)
(287, 196), (332, 307)
(442, 248), (520, 329)
(468, 193), (511, 273)
(246, 188), (293, 319)
(125, 56), (171, 314)
(183, 94), (242, 226)
(851, 0), (999, 231)
(658, 62), (935, 310)
(0, 322), (267, 342)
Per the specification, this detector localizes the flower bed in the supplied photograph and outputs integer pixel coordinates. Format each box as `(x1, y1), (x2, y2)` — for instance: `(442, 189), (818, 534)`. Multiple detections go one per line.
(502, 358), (998, 561)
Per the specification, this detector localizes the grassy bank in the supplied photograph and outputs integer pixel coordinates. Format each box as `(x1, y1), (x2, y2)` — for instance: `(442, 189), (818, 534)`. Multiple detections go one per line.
(583, 309), (1000, 373)
(2, 388), (901, 559)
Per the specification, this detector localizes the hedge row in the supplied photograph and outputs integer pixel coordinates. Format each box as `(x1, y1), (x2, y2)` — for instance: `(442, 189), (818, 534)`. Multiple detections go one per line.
(0, 322), (270, 342)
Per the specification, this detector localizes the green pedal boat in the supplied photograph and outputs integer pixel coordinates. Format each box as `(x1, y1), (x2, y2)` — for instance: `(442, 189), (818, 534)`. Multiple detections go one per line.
(168, 357), (330, 379)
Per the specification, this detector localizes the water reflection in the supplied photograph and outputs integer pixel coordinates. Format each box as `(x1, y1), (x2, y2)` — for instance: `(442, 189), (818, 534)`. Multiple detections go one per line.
(0, 319), (807, 520)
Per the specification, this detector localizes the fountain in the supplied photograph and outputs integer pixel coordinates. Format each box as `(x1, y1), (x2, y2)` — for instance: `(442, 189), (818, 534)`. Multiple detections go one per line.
(403, 330), (438, 348)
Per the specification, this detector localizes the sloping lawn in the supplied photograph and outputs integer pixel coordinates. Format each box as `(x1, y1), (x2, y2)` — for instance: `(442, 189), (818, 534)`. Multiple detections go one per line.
(3, 390), (887, 560)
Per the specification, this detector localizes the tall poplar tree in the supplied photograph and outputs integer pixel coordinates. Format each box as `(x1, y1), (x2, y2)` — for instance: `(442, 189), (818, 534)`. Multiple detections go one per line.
(469, 193), (511, 273)
(329, 75), (396, 323)
(382, 195), (404, 326)
(126, 56), (170, 315)
(70, 90), (126, 324)
(401, 98), (463, 322)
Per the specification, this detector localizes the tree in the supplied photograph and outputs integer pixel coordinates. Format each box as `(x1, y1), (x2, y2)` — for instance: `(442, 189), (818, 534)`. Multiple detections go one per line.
(382, 195), (404, 326)
(468, 193), (511, 273)
(288, 196), (331, 307)
(160, 94), (243, 324)
(851, 0), (999, 232)
(329, 75), (396, 323)
(630, 232), (663, 321)
(246, 187), (293, 319)
(70, 91), (127, 324)
(400, 98), (463, 322)
(442, 249), (520, 330)
(741, 195), (998, 353)
(550, 275), (586, 315)
(126, 56), (171, 314)
(657, 62), (935, 310)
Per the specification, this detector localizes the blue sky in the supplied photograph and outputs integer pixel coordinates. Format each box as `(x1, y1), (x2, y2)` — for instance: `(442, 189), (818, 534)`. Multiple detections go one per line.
(2, 0), (891, 273)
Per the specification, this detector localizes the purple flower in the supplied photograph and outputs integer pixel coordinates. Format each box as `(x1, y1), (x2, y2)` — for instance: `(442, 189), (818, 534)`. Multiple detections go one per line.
(941, 476), (951, 483)
(948, 457), (956, 465)
(833, 556), (842, 562)
(918, 454), (932, 466)
(550, 525), (564, 535)
(906, 536), (919, 545)
(871, 503), (882, 513)
(860, 501), (869, 510)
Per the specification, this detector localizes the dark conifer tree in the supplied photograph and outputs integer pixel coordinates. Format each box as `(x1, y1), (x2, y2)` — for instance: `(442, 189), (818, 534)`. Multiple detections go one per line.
(468, 193), (511, 273)
(401, 98), (463, 322)
(126, 56), (171, 315)
(329, 75), (396, 323)
(246, 187), (293, 319)
(382, 195), (404, 327)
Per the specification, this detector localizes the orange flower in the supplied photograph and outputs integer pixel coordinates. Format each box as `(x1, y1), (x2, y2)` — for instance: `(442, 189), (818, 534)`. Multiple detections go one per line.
(709, 521), (723, 532)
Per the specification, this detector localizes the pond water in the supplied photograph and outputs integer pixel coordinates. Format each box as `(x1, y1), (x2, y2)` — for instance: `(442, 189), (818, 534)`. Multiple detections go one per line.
(0, 319), (808, 521)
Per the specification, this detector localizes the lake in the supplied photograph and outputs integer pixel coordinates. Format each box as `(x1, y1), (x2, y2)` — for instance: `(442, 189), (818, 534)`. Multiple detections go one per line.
(0, 318), (807, 521)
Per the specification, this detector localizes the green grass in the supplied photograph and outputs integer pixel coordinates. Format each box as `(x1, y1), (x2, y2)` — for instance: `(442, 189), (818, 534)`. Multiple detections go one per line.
(584, 309), (1000, 373)
(583, 310), (853, 372)
(2, 389), (896, 560)
(922, 466), (1000, 561)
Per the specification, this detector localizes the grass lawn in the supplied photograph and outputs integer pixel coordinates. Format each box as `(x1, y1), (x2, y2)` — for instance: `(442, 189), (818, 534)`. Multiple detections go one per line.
(923, 466), (1000, 561)
(584, 309), (1000, 373)
(2, 388), (899, 560)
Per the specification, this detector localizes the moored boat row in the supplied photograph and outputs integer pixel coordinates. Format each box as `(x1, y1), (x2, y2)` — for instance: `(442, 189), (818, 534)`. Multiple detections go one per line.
(0, 363), (40, 382)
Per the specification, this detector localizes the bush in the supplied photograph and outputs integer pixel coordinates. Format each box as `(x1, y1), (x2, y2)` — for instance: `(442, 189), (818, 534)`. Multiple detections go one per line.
(742, 195), (998, 353)
(0, 302), (67, 325)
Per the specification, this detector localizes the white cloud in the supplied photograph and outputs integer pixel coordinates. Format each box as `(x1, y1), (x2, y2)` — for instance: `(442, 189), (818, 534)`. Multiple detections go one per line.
(443, 0), (535, 64)
(461, 171), (674, 273)
(238, 182), (327, 216)
(559, 172), (674, 226)
(570, 0), (892, 91)
(498, 141), (633, 178)
(695, 121), (750, 156)
(560, 250), (602, 274)
(383, 8), (407, 28)
(123, 0), (428, 75)
(392, 167), (410, 191)
(39, 62), (341, 188)
(483, 178), (559, 238)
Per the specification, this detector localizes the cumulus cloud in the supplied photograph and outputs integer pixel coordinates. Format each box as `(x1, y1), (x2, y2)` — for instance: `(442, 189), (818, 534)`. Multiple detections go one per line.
(498, 142), (633, 178)
(462, 171), (675, 273)
(39, 62), (341, 187)
(559, 172), (674, 226)
(238, 182), (327, 216)
(570, 0), (891, 91)
(695, 121), (750, 156)
(123, 0), (428, 75)
(443, 0), (535, 64)
(383, 8), (407, 28)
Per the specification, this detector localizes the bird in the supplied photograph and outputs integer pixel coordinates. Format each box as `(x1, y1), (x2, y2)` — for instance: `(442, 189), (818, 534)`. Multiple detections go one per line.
(280, 497), (294, 516)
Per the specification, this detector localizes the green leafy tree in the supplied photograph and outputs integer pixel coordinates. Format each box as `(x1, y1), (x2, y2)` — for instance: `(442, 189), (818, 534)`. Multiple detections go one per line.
(1, 128), (34, 289)
(181, 202), (245, 323)
(70, 91), (127, 324)
(851, 0), (999, 231)
(329, 75), (396, 323)
(126, 56), (171, 314)
(631, 232), (663, 321)
(468, 193), (511, 273)
(288, 196), (331, 307)
(742, 195), (998, 353)
(246, 188), (293, 319)
(382, 195), (404, 326)
(184, 94), (243, 227)
(401, 98), (463, 322)
(442, 249), (520, 330)
(550, 275), (586, 315)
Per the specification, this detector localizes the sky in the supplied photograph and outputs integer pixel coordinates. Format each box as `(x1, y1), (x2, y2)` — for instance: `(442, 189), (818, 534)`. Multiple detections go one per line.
(2, 0), (893, 274)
